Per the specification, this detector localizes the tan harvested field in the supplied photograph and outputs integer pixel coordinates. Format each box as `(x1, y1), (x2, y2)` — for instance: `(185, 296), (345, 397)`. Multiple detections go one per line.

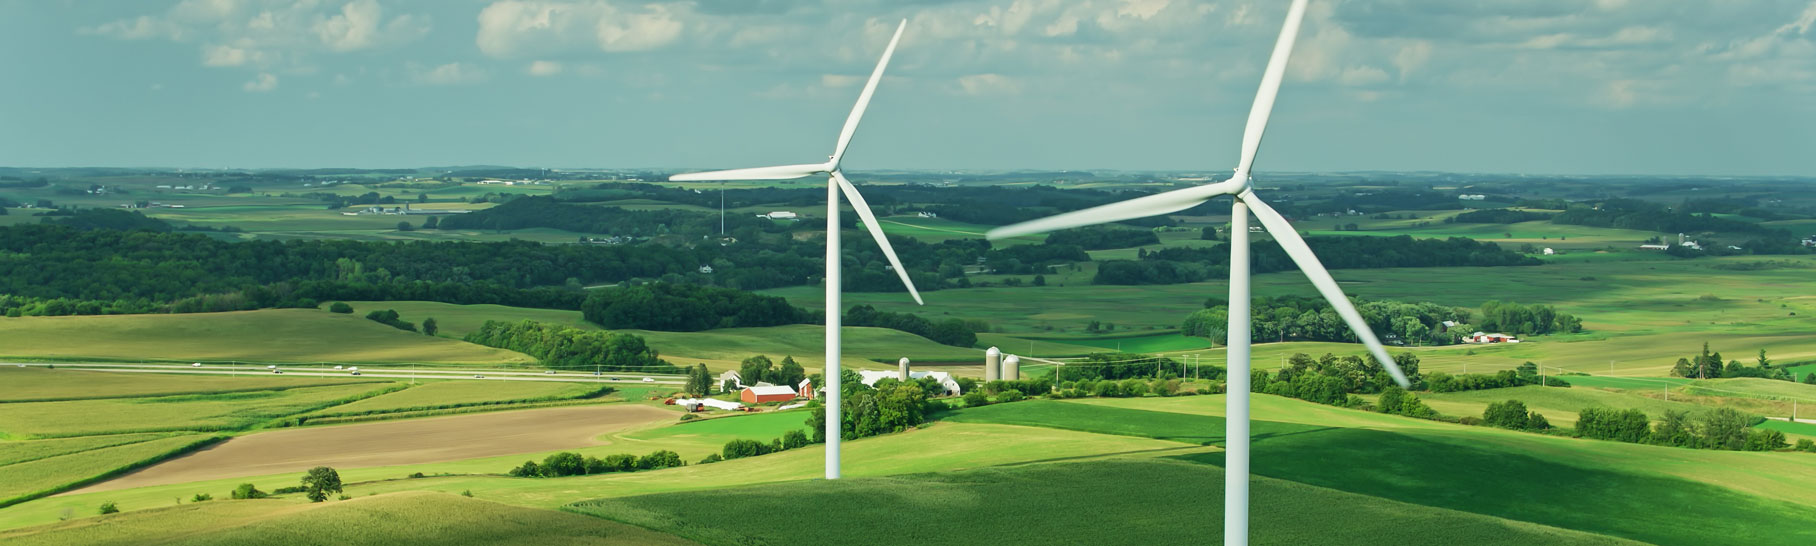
(71, 404), (675, 493)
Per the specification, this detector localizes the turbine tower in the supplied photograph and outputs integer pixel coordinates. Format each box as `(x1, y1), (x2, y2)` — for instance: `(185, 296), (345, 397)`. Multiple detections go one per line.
(984, 2), (1410, 543)
(670, 20), (920, 480)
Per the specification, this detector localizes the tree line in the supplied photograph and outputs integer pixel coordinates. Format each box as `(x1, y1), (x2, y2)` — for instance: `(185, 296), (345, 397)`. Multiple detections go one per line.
(1180, 297), (1583, 347)
(843, 304), (977, 347)
(1448, 209), (1555, 224)
(580, 283), (814, 332)
(1044, 226), (1160, 250)
(508, 449), (685, 478)
(1096, 235), (1540, 285)
(463, 319), (679, 374)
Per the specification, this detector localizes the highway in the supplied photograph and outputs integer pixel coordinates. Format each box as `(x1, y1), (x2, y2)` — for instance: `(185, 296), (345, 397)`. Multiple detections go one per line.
(3, 362), (686, 385)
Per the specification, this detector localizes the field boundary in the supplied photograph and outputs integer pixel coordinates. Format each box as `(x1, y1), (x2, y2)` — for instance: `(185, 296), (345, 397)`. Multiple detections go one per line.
(288, 397), (633, 427)
(0, 435), (225, 509)
(0, 379), (392, 404)
(300, 384), (614, 420)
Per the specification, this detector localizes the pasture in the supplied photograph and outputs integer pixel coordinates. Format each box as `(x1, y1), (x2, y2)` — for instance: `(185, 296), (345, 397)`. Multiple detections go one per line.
(0, 310), (533, 365)
(0, 368), (384, 403)
(321, 301), (597, 338)
(625, 325), (984, 372)
(0, 383), (395, 438)
(304, 381), (605, 417)
(0, 434), (218, 506)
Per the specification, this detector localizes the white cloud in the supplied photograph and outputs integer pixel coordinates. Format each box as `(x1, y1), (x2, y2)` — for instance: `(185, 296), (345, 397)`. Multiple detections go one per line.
(476, 1), (686, 58)
(81, 15), (185, 40)
(316, 0), (430, 52)
(243, 72), (278, 92)
(1392, 41), (1432, 82)
(957, 73), (1020, 95)
(83, 0), (430, 81)
(410, 62), (487, 85)
(527, 60), (564, 76)
(820, 74), (863, 88)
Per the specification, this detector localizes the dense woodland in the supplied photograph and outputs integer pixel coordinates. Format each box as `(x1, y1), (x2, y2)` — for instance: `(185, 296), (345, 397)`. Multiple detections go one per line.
(463, 319), (679, 373)
(843, 304), (977, 347)
(579, 283), (814, 332)
(1044, 227), (1160, 250)
(1181, 297), (1582, 346)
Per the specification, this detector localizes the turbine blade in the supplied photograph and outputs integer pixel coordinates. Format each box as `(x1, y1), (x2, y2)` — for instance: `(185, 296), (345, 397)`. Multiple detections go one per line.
(1233, 0), (1309, 179)
(669, 163), (827, 181)
(830, 19), (907, 166)
(1244, 191), (1411, 388)
(833, 170), (923, 305)
(985, 180), (1245, 240)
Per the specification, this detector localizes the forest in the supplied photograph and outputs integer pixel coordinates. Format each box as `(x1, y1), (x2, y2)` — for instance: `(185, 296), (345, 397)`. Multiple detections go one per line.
(579, 283), (815, 332)
(1179, 296), (1582, 346)
(1044, 226), (1161, 250)
(1095, 235), (1540, 285)
(463, 319), (679, 373)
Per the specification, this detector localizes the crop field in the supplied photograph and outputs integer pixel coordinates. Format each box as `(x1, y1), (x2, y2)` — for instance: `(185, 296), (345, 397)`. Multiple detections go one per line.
(71, 404), (675, 494)
(0, 434), (217, 506)
(0, 492), (695, 546)
(1418, 385), (1756, 428)
(0, 368), (384, 403)
(324, 301), (597, 337)
(0, 434), (180, 466)
(0, 383), (396, 438)
(0, 310), (533, 365)
(611, 411), (814, 460)
(305, 381), (604, 417)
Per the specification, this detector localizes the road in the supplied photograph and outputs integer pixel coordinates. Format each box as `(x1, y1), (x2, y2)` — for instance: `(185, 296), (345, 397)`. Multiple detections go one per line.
(3, 362), (686, 385)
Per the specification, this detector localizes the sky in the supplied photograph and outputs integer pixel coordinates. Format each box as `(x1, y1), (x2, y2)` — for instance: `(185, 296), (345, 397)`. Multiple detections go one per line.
(1, 0), (1813, 176)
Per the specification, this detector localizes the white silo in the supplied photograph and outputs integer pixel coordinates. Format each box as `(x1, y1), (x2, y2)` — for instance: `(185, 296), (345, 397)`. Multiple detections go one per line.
(898, 357), (911, 382)
(984, 347), (1001, 382)
(1003, 354), (1021, 380)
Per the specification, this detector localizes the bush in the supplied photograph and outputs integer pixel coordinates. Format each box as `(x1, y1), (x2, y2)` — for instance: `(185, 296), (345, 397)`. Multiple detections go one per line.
(1795, 439), (1816, 452)
(781, 429), (810, 450)
(1484, 400), (1543, 430)
(638, 450), (685, 470)
(231, 483), (267, 499)
(963, 391), (990, 408)
(699, 453), (724, 464)
(996, 389), (1026, 403)
(722, 439), (773, 460)
(328, 302), (353, 314)
(407, 472), (425, 479)
(272, 486), (305, 495)
(191, 493), (213, 502)
(98, 501), (119, 515)
(508, 461), (543, 478)
(461, 490), (473, 497)
(542, 452), (587, 476)
(1576, 407), (1651, 443)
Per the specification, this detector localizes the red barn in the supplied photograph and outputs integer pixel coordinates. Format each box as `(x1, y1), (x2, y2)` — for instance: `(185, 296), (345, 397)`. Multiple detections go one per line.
(797, 378), (815, 400)
(740, 385), (797, 404)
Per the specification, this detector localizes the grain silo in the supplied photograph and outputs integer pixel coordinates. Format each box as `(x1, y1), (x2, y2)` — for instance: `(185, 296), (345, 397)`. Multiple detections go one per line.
(984, 347), (1001, 382)
(1003, 354), (1021, 380)
(898, 357), (911, 381)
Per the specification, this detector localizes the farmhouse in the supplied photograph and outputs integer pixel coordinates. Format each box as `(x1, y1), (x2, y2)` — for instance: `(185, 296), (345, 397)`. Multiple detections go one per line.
(797, 378), (816, 400)
(718, 370), (744, 392)
(856, 369), (962, 396)
(740, 385), (798, 404)
(1465, 332), (1520, 344)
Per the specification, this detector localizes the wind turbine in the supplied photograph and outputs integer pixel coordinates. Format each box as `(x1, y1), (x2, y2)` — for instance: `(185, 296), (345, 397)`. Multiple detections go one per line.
(984, 1), (1410, 543)
(670, 20), (920, 480)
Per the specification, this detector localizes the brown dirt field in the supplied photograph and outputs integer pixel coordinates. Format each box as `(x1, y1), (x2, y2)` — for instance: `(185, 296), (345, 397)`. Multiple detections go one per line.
(68, 404), (675, 494)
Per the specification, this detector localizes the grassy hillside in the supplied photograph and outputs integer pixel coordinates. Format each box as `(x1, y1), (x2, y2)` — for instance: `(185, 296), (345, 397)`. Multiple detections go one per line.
(955, 398), (1816, 546)
(0, 383), (396, 438)
(0, 310), (533, 365)
(1418, 385), (1756, 428)
(305, 381), (603, 417)
(0, 368), (385, 403)
(0, 492), (696, 546)
(572, 458), (1640, 546)
(319, 301), (598, 338)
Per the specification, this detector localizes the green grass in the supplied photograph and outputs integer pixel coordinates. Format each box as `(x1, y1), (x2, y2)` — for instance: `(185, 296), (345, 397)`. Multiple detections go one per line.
(0, 492), (694, 546)
(1755, 419), (1816, 439)
(0, 435), (217, 506)
(0, 368), (386, 403)
(613, 411), (813, 460)
(0, 434), (176, 466)
(1553, 375), (1692, 390)
(626, 325), (983, 371)
(0, 309), (533, 365)
(1023, 331), (1214, 353)
(1681, 377), (1816, 401)
(306, 381), (604, 417)
(949, 397), (1816, 546)
(571, 458), (1639, 546)
(1419, 385), (1746, 428)
(946, 399), (1222, 444)
(0, 383), (397, 438)
(321, 301), (597, 338)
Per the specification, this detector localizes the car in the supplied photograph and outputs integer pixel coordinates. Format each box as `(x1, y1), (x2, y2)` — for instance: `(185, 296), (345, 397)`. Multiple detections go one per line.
(474, 375), (485, 379)
(272, 370), (283, 374)
(544, 370), (557, 375)
(349, 367), (359, 371)
(333, 365), (343, 370)
(266, 365), (276, 370)
(349, 371), (361, 376)
(191, 363), (202, 367)
(642, 377), (655, 382)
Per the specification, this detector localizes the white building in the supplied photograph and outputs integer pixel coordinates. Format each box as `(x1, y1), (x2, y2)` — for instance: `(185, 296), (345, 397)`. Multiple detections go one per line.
(1458, 194), (1487, 201)
(857, 370), (962, 396)
(672, 398), (745, 411)
(1542, 248), (1555, 255)
(763, 211), (798, 219)
(717, 370), (744, 392)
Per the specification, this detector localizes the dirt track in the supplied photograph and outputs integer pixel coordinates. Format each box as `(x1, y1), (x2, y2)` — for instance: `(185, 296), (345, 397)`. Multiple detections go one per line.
(69, 404), (674, 493)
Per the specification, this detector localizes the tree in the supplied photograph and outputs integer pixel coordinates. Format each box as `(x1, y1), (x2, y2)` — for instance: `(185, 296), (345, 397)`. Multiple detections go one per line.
(421, 317), (438, 336)
(963, 391), (989, 407)
(774, 357), (807, 389)
(1200, 226), (1219, 240)
(542, 452), (587, 476)
(422, 215), (439, 229)
(1032, 274), (1046, 286)
(739, 355), (775, 386)
(417, 192), (429, 203)
(301, 466), (343, 502)
(396, 221), (414, 232)
(781, 429), (810, 449)
(231, 483), (267, 499)
(638, 450), (684, 469)
(1483, 400), (1533, 430)
(328, 302), (353, 314)
(684, 363), (711, 396)
(98, 501), (119, 514)
(509, 461), (543, 477)
(1698, 408), (1752, 450)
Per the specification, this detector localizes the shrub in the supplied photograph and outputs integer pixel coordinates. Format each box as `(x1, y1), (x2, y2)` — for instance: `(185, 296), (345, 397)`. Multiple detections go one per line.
(1795, 438), (1816, 452)
(328, 302), (353, 314)
(996, 389), (1026, 403)
(638, 450), (685, 470)
(231, 483), (268, 499)
(98, 501), (119, 515)
(722, 439), (772, 460)
(461, 490), (473, 497)
(1483, 400), (1536, 430)
(272, 486), (305, 495)
(699, 453), (724, 464)
(781, 429), (810, 450)
(407, 472), (425, 479)
(191, 493), (213, 502)
(601, 453), (637, 472)
(508, 461), (543, 478)
(542, 452), (587, 477)
(963, 391), (990, 408)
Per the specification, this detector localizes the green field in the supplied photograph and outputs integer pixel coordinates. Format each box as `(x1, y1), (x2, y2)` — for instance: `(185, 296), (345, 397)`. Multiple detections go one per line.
(321, 301), (598, 338)
(0, 434), (180, 466)
(0, 434), (217, 505)
(0, 368), (386, 403)
(0, 383), (395, 437)
(0, 492), (694, 546)
(612, 411), (813, 460)
(0, 310), (533, 365)
(306, 381), (603, 417)
(626, 325), (984, 372)
(572, 458), (1638, 546)
(1419, 385), (1753, 428)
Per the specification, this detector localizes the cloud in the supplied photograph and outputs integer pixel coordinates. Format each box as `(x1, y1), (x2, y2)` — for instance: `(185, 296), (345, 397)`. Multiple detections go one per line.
(957, 73), (1020, 95)
(81, 15), (185, 40)
(315, 0), (431, 52)
(527, 60), (564, 76)
(243, 72), (278, 92)
(410, 62), (487, 85)
(476, 1), (686, 59)
(82, 0), (431, 79)
(1392, 41), (1431, 82)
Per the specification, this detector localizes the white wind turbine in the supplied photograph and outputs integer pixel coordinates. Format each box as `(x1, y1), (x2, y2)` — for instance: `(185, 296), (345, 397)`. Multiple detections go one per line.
(984, 1), (1409, 543)
(670, 20), (920, 480)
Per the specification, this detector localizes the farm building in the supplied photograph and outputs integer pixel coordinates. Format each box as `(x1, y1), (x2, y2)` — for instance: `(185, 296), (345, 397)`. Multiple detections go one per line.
(740, 385), (798, 404)
(718, 370), (743, 392)
(763, 211), (798, 219)
(797, 378), (815, 400)
(1638, 244), (1670, 250)
(672, 398), (744, 411)
(1465, 332), (1520, 344)
(856, 370), (962, 396)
